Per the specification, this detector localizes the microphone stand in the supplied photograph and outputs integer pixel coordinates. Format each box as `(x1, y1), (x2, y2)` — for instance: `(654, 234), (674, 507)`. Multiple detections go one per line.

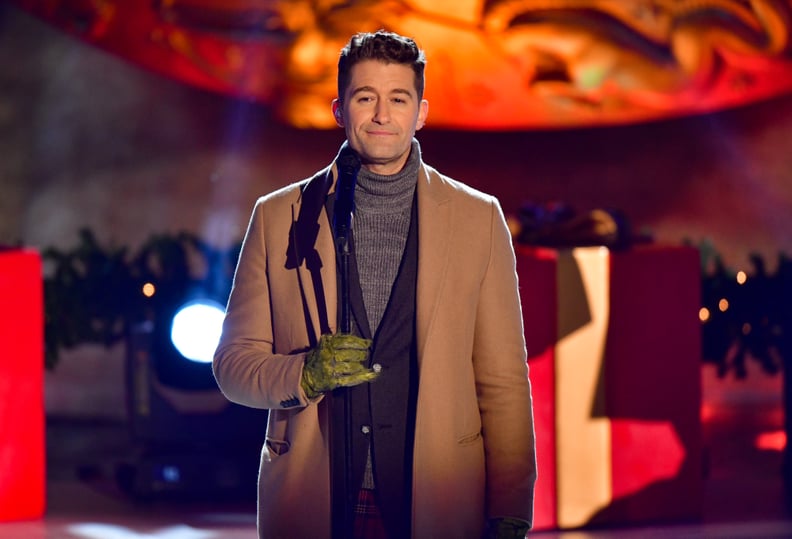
(331, 148), (359, 539)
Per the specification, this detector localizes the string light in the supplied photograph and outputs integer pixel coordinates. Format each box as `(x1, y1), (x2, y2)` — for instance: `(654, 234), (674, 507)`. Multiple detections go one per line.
(699, 307), (710, 322)
(142, 282), (156, 298)
(718, 298), (729, 312)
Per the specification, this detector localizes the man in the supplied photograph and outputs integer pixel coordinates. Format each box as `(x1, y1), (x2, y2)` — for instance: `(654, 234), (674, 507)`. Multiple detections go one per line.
(213, 30), (536, 539)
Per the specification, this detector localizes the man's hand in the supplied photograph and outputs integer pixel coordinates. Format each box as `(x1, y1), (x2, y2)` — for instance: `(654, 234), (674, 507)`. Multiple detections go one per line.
(300, 333), (378, 399)
(484, 517), (530, 539)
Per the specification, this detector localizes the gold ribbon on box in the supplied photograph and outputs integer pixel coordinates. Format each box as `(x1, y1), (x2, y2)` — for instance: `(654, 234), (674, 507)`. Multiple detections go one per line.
(555, 247), (613, 527)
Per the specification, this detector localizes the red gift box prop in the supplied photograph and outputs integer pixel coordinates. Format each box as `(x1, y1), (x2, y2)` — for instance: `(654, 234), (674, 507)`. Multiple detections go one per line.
(0, 249), (46, 522)
(518, 245), (702, 530)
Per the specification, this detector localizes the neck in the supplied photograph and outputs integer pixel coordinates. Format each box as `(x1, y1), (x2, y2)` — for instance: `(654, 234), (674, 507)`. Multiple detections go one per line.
(354, 140), (420, 208)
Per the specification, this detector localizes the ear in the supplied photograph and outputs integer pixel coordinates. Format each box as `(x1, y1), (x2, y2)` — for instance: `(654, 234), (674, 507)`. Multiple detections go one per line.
(331, 99), (344, 127)
(416, 99), (429, 130)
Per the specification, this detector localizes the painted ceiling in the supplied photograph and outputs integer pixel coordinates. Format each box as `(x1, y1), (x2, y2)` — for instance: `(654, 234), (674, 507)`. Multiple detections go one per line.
(12, 0), (792, 130)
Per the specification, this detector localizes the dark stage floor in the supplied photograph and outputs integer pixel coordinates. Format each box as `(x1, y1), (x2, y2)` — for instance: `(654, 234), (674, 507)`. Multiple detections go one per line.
(2, 367), (791, 539)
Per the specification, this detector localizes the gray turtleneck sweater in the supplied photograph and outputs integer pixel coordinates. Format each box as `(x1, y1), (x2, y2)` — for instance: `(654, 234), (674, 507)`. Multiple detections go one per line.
(352, 139), (420, 334)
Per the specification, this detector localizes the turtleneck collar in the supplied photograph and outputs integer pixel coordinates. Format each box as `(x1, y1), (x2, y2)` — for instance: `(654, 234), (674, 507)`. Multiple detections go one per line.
(340, 139), (420, 212)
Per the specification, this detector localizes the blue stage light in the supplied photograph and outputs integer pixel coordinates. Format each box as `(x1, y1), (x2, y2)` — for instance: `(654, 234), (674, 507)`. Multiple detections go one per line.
(169, 299), (225, 363)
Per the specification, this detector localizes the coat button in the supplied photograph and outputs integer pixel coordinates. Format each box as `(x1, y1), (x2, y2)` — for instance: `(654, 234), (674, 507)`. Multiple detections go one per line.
(361, 425), (371, 435)
(372, 363), (382, 373)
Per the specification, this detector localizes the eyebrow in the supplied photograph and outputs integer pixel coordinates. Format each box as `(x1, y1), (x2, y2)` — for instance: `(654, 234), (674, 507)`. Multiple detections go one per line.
(350, 86), (415, 99)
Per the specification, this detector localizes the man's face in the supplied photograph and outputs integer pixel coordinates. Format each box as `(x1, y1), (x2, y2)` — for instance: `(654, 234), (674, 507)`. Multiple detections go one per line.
(332, 60), (429, 176)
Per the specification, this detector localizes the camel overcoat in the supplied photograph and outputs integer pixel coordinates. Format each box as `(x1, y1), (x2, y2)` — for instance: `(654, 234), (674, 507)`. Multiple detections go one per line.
(213, 158), (537, 539)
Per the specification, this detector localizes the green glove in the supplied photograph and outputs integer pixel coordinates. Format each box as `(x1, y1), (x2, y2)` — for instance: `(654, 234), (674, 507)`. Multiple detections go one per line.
(300, 333), (378, 399)
(484, 517), (530, 539)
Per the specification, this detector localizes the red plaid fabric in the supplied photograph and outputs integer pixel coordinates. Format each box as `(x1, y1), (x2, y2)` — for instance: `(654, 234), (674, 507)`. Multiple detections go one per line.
(353, 488), (387, 539)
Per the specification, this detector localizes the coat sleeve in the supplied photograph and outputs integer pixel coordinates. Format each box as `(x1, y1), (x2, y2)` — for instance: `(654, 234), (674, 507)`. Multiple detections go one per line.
(213, 194), (314, 410)
(473, 198), (538, 526)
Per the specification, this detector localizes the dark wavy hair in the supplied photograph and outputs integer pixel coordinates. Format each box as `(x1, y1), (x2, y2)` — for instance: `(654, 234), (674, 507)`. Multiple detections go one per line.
(337, 30), (426, 104)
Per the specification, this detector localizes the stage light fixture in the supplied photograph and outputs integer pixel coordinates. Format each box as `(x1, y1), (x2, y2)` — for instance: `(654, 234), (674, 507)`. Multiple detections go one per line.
(170, 298), (225, 364)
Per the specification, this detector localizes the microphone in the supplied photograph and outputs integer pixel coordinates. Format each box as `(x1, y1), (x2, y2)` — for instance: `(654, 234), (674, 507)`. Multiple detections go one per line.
(333, 146), (359, 336)
(329, 146), (360, 539)
(333, 146), (361, 244)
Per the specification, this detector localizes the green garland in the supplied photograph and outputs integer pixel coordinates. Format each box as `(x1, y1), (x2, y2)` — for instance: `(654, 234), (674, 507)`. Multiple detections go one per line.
(42, 229), (790, 378)
(43, 228), (238, 369)
(697, 240), (789, 378)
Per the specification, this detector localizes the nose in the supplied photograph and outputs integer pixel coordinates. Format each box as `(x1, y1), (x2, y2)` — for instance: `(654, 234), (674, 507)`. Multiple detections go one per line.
(372, 100), (390, 123)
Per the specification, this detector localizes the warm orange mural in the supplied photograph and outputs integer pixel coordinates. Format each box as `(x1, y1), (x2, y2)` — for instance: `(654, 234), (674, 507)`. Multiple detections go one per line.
(12, 0), (792, 129)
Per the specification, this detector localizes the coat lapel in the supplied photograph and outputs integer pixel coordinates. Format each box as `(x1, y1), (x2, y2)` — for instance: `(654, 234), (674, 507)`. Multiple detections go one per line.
(287, 162), (451, 356)
(415, 164), (452, 364)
